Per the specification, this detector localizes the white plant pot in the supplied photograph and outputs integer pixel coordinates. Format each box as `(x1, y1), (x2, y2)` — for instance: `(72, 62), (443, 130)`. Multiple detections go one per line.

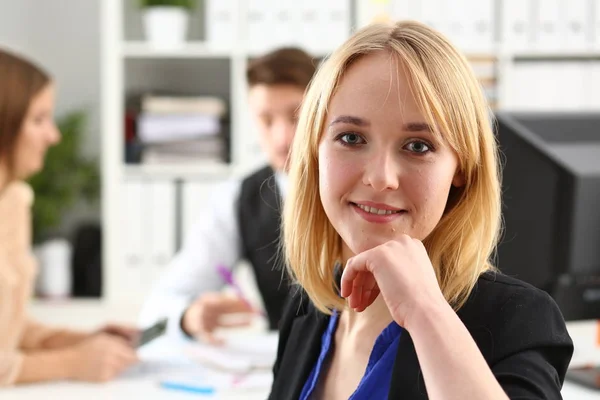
(35, 239), (72, 299)
(143, 7), (189, 49)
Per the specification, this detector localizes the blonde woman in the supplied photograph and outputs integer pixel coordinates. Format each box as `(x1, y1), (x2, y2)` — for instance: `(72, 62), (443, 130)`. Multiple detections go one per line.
(0, 48), (139, 385)
(269, 21), (573, 400)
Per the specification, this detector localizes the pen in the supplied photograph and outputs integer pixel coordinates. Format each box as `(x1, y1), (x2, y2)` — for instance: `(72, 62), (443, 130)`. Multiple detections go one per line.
(160, 380), (215, 395)
(215, 264), (266, 316)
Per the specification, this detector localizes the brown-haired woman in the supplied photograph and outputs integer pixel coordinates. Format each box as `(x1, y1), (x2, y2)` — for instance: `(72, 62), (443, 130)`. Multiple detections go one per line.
(0, 47), (139, 386)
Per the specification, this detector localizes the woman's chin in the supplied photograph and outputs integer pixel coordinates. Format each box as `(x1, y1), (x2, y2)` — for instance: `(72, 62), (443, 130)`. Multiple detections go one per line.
(343, 236), (392, 257)
(20, 164), (42, 180)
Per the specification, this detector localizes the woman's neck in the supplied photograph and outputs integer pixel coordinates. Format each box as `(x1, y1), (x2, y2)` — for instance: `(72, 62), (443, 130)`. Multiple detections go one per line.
(337, 246), (395, 338)
(339, 295), (394, 339)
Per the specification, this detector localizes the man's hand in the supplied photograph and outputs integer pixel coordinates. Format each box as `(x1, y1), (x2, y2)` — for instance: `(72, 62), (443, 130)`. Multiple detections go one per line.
(182, 292), (256, 345)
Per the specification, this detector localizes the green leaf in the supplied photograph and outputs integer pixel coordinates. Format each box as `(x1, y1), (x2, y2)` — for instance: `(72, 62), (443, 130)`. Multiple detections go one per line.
(28, 110), (100, 243)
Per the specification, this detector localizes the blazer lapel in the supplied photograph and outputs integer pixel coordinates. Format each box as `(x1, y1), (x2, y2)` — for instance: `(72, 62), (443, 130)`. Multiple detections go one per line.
(272, 307), (329, 399)
(388, 330), (429, 399)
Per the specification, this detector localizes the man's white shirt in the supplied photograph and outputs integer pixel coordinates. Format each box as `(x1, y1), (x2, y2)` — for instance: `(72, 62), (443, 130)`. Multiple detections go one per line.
(138, 171), (287, 339)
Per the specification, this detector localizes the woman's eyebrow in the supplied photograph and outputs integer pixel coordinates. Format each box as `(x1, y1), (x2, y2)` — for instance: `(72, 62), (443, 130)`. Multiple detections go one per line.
(328, 115), (370, 127)
(403, 122), (434, 132)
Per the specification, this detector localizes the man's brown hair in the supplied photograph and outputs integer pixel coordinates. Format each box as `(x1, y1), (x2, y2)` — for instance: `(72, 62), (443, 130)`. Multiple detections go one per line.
(0, 48), (51, 171)
(246, 47), (316, 90)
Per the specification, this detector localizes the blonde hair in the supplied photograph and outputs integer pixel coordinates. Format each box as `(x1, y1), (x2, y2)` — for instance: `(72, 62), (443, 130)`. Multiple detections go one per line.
(283, 21), (502, 314)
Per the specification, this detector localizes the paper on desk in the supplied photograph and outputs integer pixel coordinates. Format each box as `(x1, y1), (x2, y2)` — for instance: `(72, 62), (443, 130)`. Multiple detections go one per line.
(231, 370), (273, 390)
(185, 332), (279, 374)
(159, 368), (273, 392)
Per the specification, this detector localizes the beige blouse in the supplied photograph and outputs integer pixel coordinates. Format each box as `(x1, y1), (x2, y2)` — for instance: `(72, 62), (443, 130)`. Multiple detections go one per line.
(0, 182), (79, 386)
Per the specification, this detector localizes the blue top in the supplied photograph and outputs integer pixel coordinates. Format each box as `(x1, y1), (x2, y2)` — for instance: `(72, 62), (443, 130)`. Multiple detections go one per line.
(299, 310), (403, 400)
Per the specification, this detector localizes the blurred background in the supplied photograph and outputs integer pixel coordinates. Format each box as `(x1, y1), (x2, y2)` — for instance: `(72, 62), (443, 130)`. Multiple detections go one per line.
(1, 0), (599, 332)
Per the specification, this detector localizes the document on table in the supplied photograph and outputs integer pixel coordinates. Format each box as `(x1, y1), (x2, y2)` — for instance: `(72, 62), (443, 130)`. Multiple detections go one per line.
(185, 331), (279, 374)
(145, 331), (278, 393)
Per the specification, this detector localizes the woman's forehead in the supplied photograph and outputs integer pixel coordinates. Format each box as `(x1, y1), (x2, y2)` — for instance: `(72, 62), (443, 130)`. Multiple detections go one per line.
(325, 54), (425, 127)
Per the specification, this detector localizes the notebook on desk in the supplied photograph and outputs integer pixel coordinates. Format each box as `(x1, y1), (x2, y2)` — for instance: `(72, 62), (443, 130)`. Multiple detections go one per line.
(157, 333), (278, 395)
(185, 331), (279, 374)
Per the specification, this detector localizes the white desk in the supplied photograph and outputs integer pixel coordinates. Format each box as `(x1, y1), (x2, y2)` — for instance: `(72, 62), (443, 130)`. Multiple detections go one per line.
(562, 383), (600, 400)
(4, 376), (595, 399)
(4, 378), (268, 400)
(3, 300), (272, 399)
(4, 300), (599, 399)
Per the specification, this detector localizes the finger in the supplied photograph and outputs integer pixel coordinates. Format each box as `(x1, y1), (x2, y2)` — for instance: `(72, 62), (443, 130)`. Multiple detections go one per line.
(356, 287), (380, 312)
(218, 315), (254, 328)
(199, 330), (224, 346)
(340, 259), (361, 298)
(349, 271), (366, 309)
(108, 326), (140, 342)
(111, 335), (135, 349)
(359, 274), (379, 309)
(116, 344), (139, 361)
(108, 357), (135, 376)
(217, 297), (254, 314)
(111, 343), (138, 363)
(340, 252), (373, 298)
(110, 352), (138, 370)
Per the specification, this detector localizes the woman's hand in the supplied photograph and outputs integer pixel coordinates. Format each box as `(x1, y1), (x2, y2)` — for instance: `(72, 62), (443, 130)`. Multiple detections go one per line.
(96, 324), (141, 347)
(340, 234), (446, 327)
(67, 333), (138, 383)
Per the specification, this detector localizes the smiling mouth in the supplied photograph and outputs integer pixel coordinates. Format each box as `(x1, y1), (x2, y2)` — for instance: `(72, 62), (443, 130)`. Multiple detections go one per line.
(350, 202), (405, 215)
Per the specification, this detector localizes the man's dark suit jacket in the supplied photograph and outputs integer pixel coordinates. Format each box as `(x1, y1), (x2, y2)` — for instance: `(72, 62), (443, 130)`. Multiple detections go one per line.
(268, 271), (574, 399)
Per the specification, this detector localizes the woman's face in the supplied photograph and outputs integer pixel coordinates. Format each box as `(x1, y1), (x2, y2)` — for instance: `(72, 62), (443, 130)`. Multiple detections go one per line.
(318, 51), (464, 259)
(13, 84), (60, 179)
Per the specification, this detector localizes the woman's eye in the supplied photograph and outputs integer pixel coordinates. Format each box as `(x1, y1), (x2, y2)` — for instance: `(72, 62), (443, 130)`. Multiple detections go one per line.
(405, 140), (431, 153)
(340, 133), (364, 145)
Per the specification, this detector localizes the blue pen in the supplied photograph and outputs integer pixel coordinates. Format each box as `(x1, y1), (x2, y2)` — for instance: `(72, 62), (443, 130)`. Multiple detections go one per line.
(160, 380), (215, 395)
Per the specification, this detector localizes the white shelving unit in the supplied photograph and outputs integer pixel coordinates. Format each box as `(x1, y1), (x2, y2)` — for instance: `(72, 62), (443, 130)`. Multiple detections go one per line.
(100, 0), (352, 304)
(100, 0), (600, 306)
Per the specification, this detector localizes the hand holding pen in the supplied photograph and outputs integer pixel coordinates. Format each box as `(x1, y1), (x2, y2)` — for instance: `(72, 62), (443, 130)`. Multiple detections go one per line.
(215, 264), (266, 317)
(180, 265), (264, 345)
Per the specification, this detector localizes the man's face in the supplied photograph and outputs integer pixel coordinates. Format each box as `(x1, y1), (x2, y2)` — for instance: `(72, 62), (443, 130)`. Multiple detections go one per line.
(248, 84), (305, 172)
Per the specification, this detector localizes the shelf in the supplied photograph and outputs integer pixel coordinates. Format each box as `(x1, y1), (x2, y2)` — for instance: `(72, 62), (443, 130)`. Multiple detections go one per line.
(464, 53), (499, 62)
(507, 49), (600, 60)
(123, 162), (234, 180)
(121, 41), (236, 59)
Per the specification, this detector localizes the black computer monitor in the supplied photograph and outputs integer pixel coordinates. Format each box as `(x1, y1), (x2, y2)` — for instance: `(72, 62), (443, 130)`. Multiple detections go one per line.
(495, 112), (600, 320)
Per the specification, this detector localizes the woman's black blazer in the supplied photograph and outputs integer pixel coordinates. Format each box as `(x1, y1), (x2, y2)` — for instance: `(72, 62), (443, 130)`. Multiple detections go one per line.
(268, 271), (574, 400)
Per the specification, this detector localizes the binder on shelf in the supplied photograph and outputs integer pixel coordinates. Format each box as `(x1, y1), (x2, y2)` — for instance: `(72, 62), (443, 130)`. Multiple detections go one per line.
(502, 0), (534, 52)
(122, 179), (146, 298)
(562, 0), (591, 51)
(465, 0), (495, 53)
(534, 0), (562, 51)
(141, 95), (227, 117)
(205, 0), (238, 51)
(246, 0), (273, 54)
(272, 0), (300, 49)
(121, 179), (177, 296)
(146, 180), (176, 287)
(391, 0), (422, 23)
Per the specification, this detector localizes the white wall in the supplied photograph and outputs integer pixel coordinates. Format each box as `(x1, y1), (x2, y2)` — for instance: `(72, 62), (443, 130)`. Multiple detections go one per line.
(0, 1), (30, 53)
(0, 0), (102, 232)
(23, 0), (101, 158)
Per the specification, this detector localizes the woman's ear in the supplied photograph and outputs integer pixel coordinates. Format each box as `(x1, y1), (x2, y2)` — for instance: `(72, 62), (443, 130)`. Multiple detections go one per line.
(452, 169), (465, 187)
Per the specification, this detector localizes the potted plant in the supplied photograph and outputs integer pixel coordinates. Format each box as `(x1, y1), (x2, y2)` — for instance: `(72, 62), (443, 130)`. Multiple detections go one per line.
(29, 110), (100, 298)
(139, 0), (196, 49)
